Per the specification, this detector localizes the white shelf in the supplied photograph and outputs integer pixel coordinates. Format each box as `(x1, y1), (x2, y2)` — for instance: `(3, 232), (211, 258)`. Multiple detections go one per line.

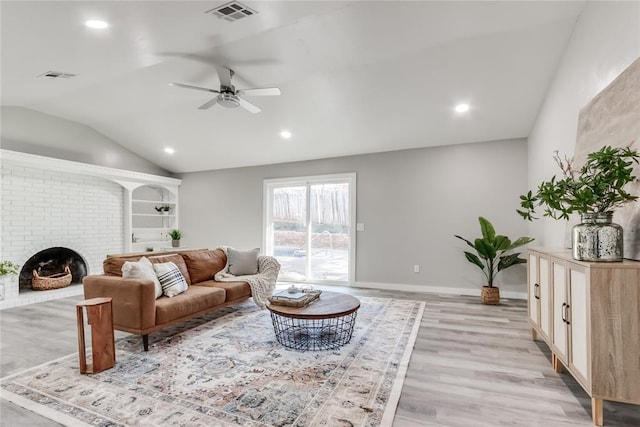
(132, 214), (176, 217)
(132, 199), (176, 204)
(133, 240), (172, 245)
(132, 227), (171, 231)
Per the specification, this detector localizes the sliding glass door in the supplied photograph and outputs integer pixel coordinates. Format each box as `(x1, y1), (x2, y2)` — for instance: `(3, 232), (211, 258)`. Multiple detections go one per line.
(264, 174), (355, 284)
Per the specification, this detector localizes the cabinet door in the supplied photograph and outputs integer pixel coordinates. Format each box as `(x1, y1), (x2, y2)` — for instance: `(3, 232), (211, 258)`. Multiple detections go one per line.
(528, 253), (539, 328)
(552, 260), (568, 362)
(569, 267), (590, 387)
(539, 257), (551, 340)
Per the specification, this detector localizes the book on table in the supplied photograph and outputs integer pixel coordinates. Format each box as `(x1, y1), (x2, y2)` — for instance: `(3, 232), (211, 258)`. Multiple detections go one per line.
(271, 291), (309, 301)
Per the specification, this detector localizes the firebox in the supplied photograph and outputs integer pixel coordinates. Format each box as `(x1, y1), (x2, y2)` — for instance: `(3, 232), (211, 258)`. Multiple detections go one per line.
(19, 247), (88, 292)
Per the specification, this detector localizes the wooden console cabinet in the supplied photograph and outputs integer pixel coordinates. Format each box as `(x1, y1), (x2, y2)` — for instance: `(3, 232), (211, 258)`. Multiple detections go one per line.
(527, 248), (640, 426)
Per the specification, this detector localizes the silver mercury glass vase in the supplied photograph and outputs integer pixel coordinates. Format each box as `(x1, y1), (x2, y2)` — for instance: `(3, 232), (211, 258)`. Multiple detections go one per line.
(572, 212), (623, 262)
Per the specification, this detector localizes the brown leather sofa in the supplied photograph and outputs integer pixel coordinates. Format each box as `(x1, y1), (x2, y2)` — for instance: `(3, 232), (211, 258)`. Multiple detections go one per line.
(83, 248), (251, 351)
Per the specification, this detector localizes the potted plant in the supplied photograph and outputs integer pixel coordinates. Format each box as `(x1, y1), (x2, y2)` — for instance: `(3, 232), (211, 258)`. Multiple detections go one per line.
(0, 261), (19, 278)
(518, 144), (639, 261)
(455, 217), (534, 305)
(154, 205), (171, 215)
(169, 229), (182, 248)
(0, 261), (19, 300)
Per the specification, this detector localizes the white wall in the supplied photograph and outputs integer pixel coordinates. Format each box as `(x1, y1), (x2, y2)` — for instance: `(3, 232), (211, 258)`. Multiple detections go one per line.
(1, 106), (169, 176)
(179, 138), (531, 294)
(527, 1), (640, 246)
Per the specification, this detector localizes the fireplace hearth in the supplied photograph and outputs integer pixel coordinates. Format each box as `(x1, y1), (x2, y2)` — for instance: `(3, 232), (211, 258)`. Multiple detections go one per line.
(19, 247), (87, 292)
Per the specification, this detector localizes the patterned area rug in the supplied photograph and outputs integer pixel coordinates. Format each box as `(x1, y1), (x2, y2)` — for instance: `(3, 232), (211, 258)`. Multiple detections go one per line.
(1, 296), (424, 426)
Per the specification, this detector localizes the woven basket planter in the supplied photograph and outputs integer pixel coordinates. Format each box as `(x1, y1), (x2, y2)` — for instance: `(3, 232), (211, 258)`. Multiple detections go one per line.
(481, 286), (500, 305)
(32, 266), (72, 291)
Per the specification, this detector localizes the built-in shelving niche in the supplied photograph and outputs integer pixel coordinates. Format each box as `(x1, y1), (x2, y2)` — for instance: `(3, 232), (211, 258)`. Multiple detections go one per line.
(129, 185), (178, 252)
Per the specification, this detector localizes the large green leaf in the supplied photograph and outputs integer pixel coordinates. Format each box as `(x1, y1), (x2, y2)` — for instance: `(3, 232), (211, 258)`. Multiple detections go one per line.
(493, 235), (511, 251)
(475, 238), (496, 259)
(497, 253), (527, 271)
(464, 251), (485, 270)
(454, 234), (476, 250)
(479, 217), (496, 242)
(508, 236), (535, 250)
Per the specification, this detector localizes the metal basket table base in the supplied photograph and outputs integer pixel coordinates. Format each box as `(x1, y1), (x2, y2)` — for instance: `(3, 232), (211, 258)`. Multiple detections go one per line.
(270, 311), (357, 351)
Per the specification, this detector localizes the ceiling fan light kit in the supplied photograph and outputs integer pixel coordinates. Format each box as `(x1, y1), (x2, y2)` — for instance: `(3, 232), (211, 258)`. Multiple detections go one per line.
(217, 93), (240, 109)
(170, 67), (280, 114)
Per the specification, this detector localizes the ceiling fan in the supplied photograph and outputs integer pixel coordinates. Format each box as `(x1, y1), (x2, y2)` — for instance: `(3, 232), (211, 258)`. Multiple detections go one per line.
(169, 67), (280, 114)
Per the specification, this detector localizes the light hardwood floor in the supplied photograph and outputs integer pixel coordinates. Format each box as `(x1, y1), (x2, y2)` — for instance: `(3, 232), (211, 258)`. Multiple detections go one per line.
(1, 287), (638, 426)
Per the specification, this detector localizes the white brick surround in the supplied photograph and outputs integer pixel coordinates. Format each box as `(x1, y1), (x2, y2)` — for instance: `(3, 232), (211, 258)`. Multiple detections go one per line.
(0, 150), (181, 309)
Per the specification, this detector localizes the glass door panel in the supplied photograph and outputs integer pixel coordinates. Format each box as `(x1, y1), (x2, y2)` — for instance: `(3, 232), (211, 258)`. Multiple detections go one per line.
(309, 183), (349, 281)
(271, 186), (308, 282)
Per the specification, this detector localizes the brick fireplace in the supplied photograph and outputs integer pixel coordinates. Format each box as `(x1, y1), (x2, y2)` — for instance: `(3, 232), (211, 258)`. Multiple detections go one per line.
(0, 150), (180, 308)
(1, 160), (123, 307)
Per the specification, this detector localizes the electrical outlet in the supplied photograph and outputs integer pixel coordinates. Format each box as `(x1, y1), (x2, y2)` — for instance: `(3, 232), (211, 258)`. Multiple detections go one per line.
(413, 264), (420, 273)
(356, 223), (365, 231)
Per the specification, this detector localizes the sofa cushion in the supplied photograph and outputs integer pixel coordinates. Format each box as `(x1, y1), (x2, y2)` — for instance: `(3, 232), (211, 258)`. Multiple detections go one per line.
(155, 286), (226, 325)
(122, 256), (163, 298)
(181, 249), (226, 284)
(104, 254), (145, 276)
(195, 280), (251, 302)
(149, 254), (192, 285)
(227, 247), (260, 275)
(153, 262), (188, 298)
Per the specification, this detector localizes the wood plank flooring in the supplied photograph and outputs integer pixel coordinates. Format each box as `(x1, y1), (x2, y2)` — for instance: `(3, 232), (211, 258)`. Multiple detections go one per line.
(1, 286), (638, 426)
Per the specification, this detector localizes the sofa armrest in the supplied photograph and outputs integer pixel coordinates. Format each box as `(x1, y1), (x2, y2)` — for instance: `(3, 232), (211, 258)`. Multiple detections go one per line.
(83, 275), (156, 331)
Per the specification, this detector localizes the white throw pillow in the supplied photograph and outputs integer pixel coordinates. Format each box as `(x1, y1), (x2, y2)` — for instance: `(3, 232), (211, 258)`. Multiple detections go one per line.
(227, 247), (260, 276)
(122, 256), (163, 298)
(153, 261), (188, 297)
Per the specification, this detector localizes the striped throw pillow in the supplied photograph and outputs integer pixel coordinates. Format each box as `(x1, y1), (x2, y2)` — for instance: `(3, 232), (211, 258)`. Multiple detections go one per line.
(153, 261), (188, 297)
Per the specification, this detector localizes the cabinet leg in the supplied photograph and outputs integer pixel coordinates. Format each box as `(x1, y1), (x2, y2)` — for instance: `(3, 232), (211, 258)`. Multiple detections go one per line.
(531, 328), (538, 341)
(552, 353), (563, 373)
(591, 397), (603, 426)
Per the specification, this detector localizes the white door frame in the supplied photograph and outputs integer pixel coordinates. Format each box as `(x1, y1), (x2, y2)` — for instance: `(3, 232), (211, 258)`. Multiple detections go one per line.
(263, 173), (356, 284)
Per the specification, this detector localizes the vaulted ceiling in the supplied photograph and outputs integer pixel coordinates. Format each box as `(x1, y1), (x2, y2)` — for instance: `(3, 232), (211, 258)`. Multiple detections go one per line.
(1, 1), (584, 173)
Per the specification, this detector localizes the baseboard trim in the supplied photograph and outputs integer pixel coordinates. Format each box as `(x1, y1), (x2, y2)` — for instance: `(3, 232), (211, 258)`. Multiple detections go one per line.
(352, 281), (527, 300)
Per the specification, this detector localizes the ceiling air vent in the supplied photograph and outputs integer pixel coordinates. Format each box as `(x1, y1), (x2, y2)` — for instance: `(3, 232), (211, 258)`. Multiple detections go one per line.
(205, 1), (257, 22)
(38, 71), (77, 79)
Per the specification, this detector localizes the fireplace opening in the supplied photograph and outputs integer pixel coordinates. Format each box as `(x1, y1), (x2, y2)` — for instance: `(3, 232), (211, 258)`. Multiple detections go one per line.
(19, 247), (88, 292)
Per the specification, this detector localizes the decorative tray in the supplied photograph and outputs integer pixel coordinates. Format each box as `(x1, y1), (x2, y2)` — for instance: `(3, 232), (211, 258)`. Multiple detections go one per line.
(268, 290), (322, 307)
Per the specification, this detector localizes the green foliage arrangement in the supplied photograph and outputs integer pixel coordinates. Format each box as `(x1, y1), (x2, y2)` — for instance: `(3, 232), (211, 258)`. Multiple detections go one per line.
(518, 145), (639, 221)
(0, 261), (19, 277)
(455, 217), (534, 287)
(169, 229), (182, 240)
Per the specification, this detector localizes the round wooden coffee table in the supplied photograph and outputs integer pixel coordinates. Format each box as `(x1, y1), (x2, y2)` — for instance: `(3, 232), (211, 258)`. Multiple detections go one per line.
(267, 291), (360, 351)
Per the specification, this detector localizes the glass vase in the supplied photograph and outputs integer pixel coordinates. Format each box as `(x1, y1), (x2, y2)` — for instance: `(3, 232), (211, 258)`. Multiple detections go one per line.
(572, 212), (623, 262)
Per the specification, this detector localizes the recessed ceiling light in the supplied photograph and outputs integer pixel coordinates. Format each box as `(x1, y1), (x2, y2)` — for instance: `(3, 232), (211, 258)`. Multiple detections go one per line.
(85, 20), (109, 29)
(164, 147), (175, 154)
(455, 103), (470, 113)
(280, 130), (292, 139)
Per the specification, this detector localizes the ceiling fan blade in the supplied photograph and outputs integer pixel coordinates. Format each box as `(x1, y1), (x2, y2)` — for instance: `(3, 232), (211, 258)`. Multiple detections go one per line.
(169, 82), (219, 94)
(237, 97), (261, 114)
(237, 87), (281, 97)
(198, 98), (219, 110)
(216, 67), (233, 88)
